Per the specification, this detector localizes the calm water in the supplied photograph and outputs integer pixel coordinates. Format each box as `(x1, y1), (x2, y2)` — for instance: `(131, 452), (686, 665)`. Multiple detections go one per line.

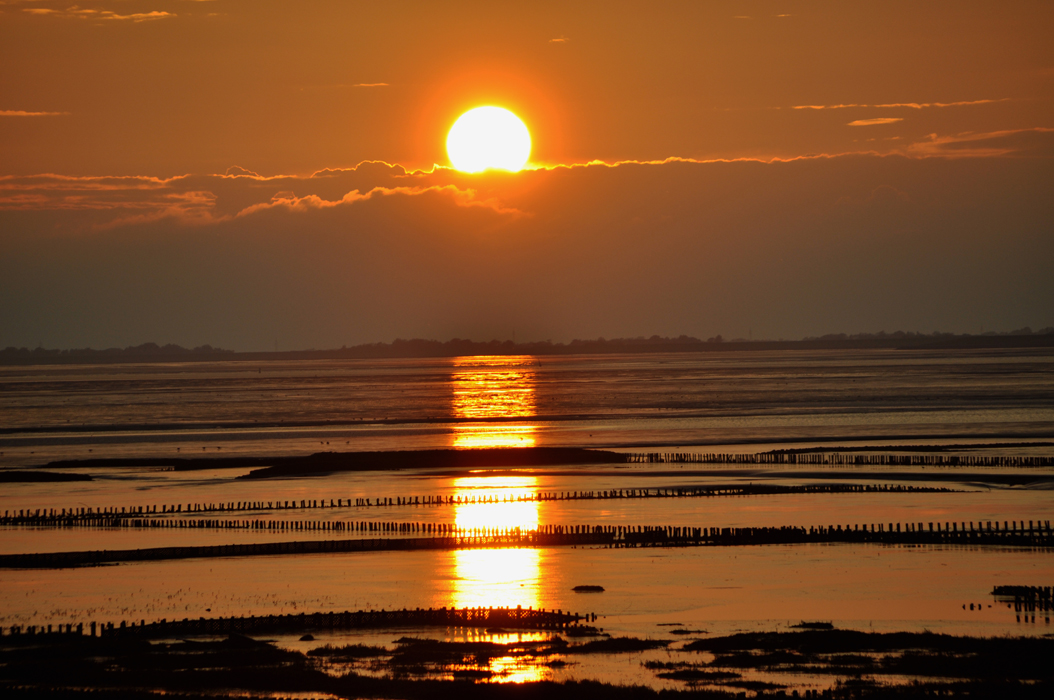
(3, 349), (1054, 467)
(2, 349), (1053, 688)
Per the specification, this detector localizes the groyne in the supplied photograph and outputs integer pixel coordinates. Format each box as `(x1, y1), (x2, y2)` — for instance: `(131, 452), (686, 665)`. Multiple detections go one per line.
(0, 482), (950, 527)
(993, 585), (1054, 616)
(0, 605), (591, 639)
(630, 452), (1054, 467)
(2, 518), (1050, 568)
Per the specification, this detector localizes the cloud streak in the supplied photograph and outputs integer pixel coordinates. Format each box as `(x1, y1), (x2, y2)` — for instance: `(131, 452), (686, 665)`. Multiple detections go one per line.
(906, 127), (1054, 158)
(5, 129), (1052, 228)
(23, 7), (175, 22)
(0, 167), (524, 229)
(848, 118), (904, 126)
(0, 110), (68, 116)
(794, 99), (1006, 110)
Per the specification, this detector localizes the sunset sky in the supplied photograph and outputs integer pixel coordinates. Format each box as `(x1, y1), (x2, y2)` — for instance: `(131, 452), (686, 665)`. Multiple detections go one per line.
(1, 1), (1052, 350)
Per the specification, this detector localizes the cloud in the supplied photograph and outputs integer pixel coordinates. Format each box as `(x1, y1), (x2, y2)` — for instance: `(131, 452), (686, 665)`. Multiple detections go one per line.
(549, 36), (569, 43)
(224, 166), (261, 178)
(5, 133), (1049, 231)
(0, 165), (523, 228)
(907, 128), (1054, 158)
(848, 118), (904, 126)
(235, 184), (525, 220)
(794, 99), (1006, 110)
(299, 82), (389, 91)
(22, 7), (175, 22)
(0, 110), (68, 116)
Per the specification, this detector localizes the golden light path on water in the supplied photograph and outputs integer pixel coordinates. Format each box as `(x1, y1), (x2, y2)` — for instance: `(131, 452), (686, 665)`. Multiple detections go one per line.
(446, 356), (550, 681)
(451, 355), (537, 448)
(451, 476), (541, 610)
(450, 476), (544, 682)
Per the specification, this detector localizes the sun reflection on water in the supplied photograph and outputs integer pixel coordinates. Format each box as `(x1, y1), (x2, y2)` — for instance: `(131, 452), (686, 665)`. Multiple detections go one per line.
(488, 655), (548, 683)
(453, 476), (540, 532)
(449, 476), (541, 610)
(451, 355), (537, 448)
(446, 361), (549, 682)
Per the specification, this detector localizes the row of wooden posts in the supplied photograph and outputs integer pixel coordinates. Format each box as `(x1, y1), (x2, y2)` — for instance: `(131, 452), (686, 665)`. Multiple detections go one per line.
(1, 515), (1048, 540)
(629, 451), (1054, 467)
(0, 482), (947, 526)
(2, 519), (1051, 569)
(992, 585), (1054, 613)
(0, 605), (592, 639)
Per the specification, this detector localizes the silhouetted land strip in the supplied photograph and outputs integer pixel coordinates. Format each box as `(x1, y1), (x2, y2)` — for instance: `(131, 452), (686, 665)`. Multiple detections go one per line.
(37, 447), (625, 475)
(33, 446), (1054, 476)
(0, 471), (90, 483)
(5, 330), (1053, 365)
(1, 606), (590, 640)
(1, 628), (1052, 699)
(3, 518), (1050, 568)
(0, 482), (954, 528)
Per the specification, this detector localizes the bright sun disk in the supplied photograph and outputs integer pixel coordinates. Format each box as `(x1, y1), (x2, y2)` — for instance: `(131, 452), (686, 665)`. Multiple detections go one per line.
(447, 106), (531, 173)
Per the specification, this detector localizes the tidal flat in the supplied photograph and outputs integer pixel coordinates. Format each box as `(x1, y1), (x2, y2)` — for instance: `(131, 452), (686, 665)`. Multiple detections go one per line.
(2, 349), (1053, 697)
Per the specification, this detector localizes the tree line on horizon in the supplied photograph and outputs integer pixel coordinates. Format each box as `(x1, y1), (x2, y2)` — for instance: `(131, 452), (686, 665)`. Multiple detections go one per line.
(3, 327), (1052, 362)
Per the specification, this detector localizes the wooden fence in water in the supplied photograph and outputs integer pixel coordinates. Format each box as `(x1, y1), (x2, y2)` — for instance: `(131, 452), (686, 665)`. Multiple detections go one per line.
(0, 483), (949, 528)
(2, 518), (1050, 569)
(629, 452), (1054, 467)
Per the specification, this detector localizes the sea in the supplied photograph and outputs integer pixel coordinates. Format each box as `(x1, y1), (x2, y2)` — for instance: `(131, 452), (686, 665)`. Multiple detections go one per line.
(2, 348), (1053, 689)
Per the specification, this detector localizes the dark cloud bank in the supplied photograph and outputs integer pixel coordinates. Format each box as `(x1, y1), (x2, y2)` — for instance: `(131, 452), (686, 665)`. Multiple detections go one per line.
(1, 140), (1052, 351)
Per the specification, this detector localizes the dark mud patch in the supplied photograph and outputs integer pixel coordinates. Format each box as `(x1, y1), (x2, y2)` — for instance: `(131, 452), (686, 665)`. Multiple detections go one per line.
(4, 628), (1054, 699)
(684, 630), (1054, 680)
(565, 625), (606, 638)
(308, 642), (389, 658)
(791, 621), (834, 630)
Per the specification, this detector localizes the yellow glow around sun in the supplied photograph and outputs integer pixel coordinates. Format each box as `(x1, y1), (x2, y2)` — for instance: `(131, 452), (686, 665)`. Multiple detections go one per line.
(447, 106), (531, 173)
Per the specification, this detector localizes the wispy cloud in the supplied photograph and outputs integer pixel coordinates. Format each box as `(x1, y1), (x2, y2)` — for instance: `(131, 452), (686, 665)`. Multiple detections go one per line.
(0, 109), (68, 116)
(299, 82), (389, 91)
(238, 185), (524, 220)
(22, 7), (175, 22)
(549, 36), (569, 43)
(907, 128), (1054, 158)
(848, 118), (903, 126)
(794, 98), (1006, 111)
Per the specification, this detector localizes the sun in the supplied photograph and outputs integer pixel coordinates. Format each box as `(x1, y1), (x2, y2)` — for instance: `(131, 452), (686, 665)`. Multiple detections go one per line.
(446, 106), (531, 173)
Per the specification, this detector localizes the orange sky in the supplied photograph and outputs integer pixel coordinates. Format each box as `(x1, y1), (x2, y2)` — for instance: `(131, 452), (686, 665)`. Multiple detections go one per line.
(1, 1), (1052, 349)
(3, 1), (1051, 173)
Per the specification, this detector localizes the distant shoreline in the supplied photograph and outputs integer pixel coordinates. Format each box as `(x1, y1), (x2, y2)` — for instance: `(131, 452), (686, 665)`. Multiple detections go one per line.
(3, 332), (1053, 366)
